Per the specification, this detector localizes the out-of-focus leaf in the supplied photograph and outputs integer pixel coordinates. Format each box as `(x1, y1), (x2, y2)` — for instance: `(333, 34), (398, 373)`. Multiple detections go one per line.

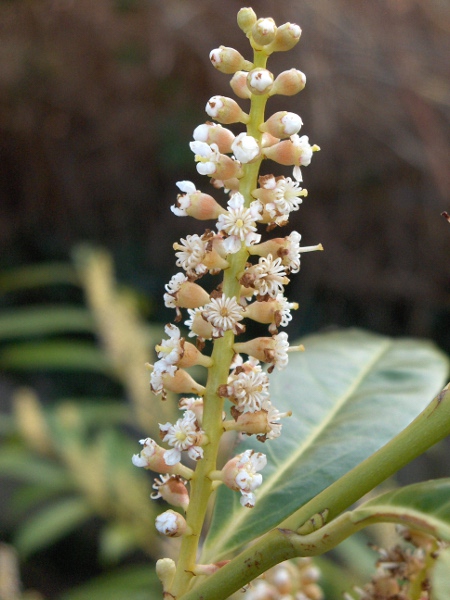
(60, 565), (161, 600)
(0, 263), (79, 292)
(14, 496), (94, 557)
(99, 522), (142, 564)
(202, 329), (448, 562)
(11, 483), (73, 517)
(432, 546), (450, 600)
(0, 306), (94, 340)
(351, 479), (450, 541)
(0, 341), (114, 374)
(57, 399), (130, 427)
(0, 448), (73, 488)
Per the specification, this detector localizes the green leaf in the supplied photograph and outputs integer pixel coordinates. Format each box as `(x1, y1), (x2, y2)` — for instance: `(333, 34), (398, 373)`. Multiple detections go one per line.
(202, 329), (448, 562)
(0, 448), (73, 488)
(351, 479), (450, 541)
(432, 546), (450, 600)
(0, 306), (95, 340)
(59, 565), (161, 600)
(14, 496), (94, 557)
(0, 341), (114, 374)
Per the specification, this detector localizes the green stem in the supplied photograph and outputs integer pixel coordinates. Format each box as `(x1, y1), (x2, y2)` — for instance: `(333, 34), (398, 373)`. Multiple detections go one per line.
(179, 383), (450, 600)
(170, 50), (270, 598)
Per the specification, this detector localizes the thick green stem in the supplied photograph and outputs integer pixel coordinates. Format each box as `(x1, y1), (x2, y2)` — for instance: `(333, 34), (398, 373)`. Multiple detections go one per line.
(179, 384), (450, 600)
(170, 50), (270, 598)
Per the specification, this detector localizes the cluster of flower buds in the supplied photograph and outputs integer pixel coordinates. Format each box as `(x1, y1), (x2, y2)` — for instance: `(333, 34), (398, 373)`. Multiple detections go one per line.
(133, 6), (322, 543)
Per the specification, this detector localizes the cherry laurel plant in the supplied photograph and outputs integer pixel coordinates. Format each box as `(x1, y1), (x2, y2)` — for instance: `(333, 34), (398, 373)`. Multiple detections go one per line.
(131, 8), (450, 600)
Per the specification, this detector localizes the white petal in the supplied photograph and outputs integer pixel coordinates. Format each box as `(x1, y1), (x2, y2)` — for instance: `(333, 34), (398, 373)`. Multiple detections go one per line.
(228, 192), (245, 210)
(164, 448), (181, 466)
(193, 124), (209, 142)
(223, 235), (241, 254)
(132, 454), (147, 467)
(190, 140), (211, 157)
(197, 162), (216, 176)
(176, 180), (196, 194)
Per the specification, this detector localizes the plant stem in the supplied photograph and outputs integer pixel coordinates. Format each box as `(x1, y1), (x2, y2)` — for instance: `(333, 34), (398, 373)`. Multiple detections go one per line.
(179, 383), (450, 600)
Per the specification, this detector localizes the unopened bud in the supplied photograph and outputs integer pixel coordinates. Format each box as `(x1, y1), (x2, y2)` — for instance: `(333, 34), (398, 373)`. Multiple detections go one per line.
(246, 68), (274, 95)
(267, 22), (302, 52)
(165, 278), (210, 309)
(237, 7), (257, 34)
(155, 510), (189, 537)
(251, 18), (277, 47)
(152, 474), (190, 511)
(156, 558), (176, 594)
(260, 111), (303, 138)
(193, 123), (235, 154)
(172, 181), (226, 220)
(231, 133), (261, 164)
(230, 71), (252, 99)
(243, 298), (298, 326)
(263, 134), (318, 170)
(206, 96), (249, 125)
(269, 69), (306, 96)
(210, 46), (253, 74)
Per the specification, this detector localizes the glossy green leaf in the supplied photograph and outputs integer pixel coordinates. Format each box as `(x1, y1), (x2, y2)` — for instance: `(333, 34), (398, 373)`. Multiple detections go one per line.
(432, 546), (450, 600)
(202, 329), (448, 562)
(0, 340), (113, 374)
(351, 479), (450, 541)
(60, 565), (160, 600)
(0, 306), (94, 340)
(14, 496), (94, 557)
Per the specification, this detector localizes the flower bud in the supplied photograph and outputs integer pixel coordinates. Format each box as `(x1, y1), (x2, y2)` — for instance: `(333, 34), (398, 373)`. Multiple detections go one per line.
(237, 7), (257, 34)
(231, 133), (261, 164)
(221, 449), (267, 507)
(243, 298), (298, 326)
(206, 96), (249, 125)
(251, 18), (277, 47)
(185, 308), (214, 341)
(229, 71), (252, 99)
(155, 510), (188, 537)
(269, 69), (306, 96)
(178, 341), (213, 369)
(132, 437), (173, 472)
(261, 132), (280, 148)
(246, 68), (274, 95)
(172, 181), (226, 220)
(193, 123), (235, 154)
(156, 558), (176, 593)
(260, 111), (303, 138)
(209, 46), (253, 74)
(263, 135), (319, 171)
(162, 367), (206, 396)
(152, 474), (190, 511)
(266, 22), (302, 52)
(164, 276), (210, 310)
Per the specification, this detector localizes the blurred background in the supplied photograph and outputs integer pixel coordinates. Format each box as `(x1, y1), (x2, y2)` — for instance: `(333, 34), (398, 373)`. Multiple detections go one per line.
(0, 0), (449, 598)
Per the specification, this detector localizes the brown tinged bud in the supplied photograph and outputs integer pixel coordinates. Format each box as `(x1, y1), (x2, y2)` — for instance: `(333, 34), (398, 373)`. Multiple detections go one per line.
(152, 474), (190, 511)
(206, 95), (249, 125)
(155, 510), (190, 537)
(146, 363), (206, 396)
(230, 71), (252, 99)
(266, 22), (302, 52)
(251, 18), (277, 47)
(269, 69), (306, 96)
(237, 7), (257, 34)
(210, 46), (253, 74)
(165, 278), (210, 309)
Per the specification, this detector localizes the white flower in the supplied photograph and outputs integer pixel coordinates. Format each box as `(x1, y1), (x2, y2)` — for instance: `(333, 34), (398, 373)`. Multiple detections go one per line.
(164, 273), (188, 308)
(260, 400), (286, 440)
(271, 331), (290, 370)
(190, 140), (221, 176)
(274, 294), (296, 328)
(244, 254), (289, 298)
(156, 323), (183, 365)
(132, 437), (158, 468)
(202, 294), (244, 336)
(231, 133), (261, 164)
(223, 449), (267, 508)
(216, 193), (262, 254)
(159, 410), (204, 465)
(173, 234), (208, 277)
(150, 359), (177, 395)
(291, 134), (314, 181)
(264, 176), (307, 222)
(226, 361), (270, 412)
(170, 180), (196, 216)
(155, 510), (187, 537)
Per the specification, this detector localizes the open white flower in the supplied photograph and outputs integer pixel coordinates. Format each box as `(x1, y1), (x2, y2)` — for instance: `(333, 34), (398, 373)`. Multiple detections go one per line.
(190, 141), (222, 176)
(225, 360), (270, 412)
(173, 234), (209, 277)
(242, 254), (289, 298)
(222, 449), (267, 508)
(202, 294), (244, 336)
(159, 410), (205, 465)
(216, 193), (262, 254)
